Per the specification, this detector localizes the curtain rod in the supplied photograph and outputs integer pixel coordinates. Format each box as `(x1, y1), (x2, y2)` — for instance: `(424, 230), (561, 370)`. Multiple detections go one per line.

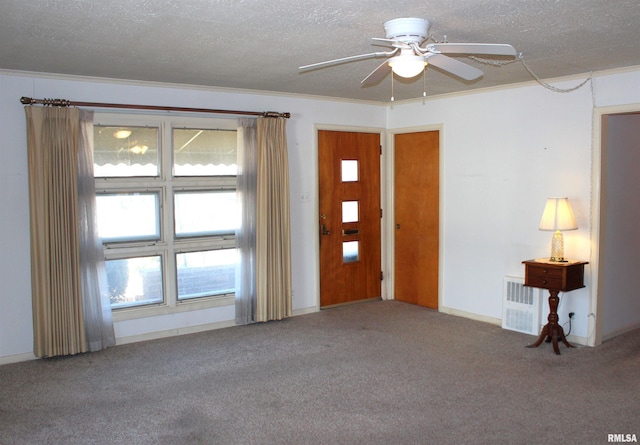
(20, 96), (290, 119)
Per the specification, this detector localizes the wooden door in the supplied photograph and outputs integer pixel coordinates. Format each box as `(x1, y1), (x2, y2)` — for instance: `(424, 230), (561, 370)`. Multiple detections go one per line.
(394, 131), (439, 308)
(318, 130), (381, 307)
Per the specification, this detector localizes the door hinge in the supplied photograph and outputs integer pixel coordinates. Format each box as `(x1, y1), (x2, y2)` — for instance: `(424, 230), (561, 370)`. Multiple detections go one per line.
(381, 271), (384, 281)
(380, 208), (383, 218)
(380, 145), (382, 155)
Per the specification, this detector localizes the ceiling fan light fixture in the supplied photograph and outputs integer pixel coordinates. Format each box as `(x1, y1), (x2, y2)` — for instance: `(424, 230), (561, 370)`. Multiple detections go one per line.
(388, 55), (426, 78)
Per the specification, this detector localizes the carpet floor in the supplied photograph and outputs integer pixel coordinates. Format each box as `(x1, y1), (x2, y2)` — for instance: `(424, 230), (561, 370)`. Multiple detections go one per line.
(0, 300), (638, 445)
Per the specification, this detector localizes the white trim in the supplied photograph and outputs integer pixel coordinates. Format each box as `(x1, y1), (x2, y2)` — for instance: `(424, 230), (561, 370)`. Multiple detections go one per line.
(2, 68), (383, 106)
(436, 309), (596, 348)
(439, 306), (501, 326)
(1, 307), (320, 365)
(383, 129), (396, 301)
(602, 322), (640, 342)
(292, 306), (318, 317)
(387, 65), (640, 105)
(6, 65), (640, 106)
(115, 319), (236, 345)
(566, 334), (589, 347)
(590, 102), (640, 346)
(0, 352), (38, 366)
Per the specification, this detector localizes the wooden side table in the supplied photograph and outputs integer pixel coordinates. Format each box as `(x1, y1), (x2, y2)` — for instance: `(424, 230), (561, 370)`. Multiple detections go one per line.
(522, 259), (588, 355)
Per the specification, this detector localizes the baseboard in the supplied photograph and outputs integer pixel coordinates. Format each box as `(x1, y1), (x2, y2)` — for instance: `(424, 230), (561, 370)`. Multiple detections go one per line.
(439, 306), (502, 326)
(115, 306), (320, 346)
(292, 306), (318, 317)
(115, 319), (237, 346)
(320, 297), (381, 310)
(2, 307), (321, 365)
(440, 305), (592, 346)
(602, 322), (640, 342)
(566, 333), (588, 346)
(0, 352), (37, 366)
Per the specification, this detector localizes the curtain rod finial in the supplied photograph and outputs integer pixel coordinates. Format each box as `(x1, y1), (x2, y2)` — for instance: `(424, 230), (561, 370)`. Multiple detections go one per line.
(262, 111), (291, 119)
(20, 96), (34, 105)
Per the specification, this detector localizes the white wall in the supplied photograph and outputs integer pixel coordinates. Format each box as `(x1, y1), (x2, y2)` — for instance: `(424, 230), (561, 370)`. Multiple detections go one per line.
(386, 68), (640, 344)
(2, 67), (639, 362)
(0, 71), (386, 362)
(387, 79), (594, 341)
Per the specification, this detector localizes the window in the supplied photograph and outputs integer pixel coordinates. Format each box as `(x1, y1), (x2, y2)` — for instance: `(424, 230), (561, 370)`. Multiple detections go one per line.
(94, 114), (238, 312)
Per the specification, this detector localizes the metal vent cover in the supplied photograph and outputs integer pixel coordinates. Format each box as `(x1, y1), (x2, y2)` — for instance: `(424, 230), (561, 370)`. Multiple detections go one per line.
(502, 276), (543, 336)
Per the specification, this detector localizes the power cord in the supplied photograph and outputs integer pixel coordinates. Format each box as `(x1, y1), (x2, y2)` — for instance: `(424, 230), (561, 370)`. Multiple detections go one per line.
(564, 312), (575, 338)
(469, 53), (593, 93)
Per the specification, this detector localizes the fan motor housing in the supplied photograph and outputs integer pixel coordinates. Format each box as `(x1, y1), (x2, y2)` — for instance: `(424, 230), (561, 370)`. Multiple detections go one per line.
(384, 18), (430, 42)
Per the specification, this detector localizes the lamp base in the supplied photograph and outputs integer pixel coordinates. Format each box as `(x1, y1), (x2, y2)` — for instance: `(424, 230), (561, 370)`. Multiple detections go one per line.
(549, 230), (565, 262)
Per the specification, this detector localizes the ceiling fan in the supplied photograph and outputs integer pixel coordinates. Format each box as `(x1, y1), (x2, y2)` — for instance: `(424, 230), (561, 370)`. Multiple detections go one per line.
(299, 18), (517, 86)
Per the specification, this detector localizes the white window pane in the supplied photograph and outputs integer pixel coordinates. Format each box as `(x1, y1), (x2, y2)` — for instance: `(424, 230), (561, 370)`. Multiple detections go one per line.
(174, 129), (237, 176)
(176, 249), (236, 300)
(94, 126), (159, 177)
(174, 191), (238, 237)
(343, 241), (359, 263)
(96, 193), (160, 242)
(341, 160), (358, 182)
(106, 256), (163, 308)
(342, 201), (359, 223)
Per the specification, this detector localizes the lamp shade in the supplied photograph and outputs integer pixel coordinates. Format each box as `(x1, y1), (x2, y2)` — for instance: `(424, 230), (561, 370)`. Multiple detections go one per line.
(388, 55), (426, 78)
(539, 197), (578, 231)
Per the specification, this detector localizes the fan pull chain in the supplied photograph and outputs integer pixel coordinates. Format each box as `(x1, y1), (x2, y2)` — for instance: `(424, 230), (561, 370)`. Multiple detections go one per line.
(423, 69), (427, 97)
(391, 73), (395, 102)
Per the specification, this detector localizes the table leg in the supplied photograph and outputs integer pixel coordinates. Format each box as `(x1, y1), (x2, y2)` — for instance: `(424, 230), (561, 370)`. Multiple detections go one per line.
(526, 289), (574, 355)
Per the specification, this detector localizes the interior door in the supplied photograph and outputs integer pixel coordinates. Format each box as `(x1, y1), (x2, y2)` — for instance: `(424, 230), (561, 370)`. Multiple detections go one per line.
(394, 131), (439, 308)
(318, 130), (381, 307)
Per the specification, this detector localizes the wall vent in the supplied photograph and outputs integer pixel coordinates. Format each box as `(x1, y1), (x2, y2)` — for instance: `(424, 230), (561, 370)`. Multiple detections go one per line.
(502, 276), (543, 336)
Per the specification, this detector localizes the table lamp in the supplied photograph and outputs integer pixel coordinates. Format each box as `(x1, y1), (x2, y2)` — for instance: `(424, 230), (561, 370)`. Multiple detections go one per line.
(539, 197), (578, 262)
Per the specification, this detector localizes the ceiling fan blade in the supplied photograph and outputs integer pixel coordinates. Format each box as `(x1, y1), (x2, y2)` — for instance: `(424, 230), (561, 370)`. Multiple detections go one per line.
(427, 54), (484, 81)
(427, 43), (517, 56)
(371, 37), (396, 43)
(371, 37), (410, 47)
(361, 61), (392, 86)
(299, 50), (397, 71)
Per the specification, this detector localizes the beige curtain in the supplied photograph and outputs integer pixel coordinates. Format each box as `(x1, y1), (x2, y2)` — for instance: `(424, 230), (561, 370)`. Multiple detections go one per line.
(255, 117), (292, 322)
(26, 107), (86, 357)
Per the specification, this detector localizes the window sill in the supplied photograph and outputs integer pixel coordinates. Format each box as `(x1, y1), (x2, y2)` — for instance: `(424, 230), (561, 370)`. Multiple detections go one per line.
(112, 294), (235, 322)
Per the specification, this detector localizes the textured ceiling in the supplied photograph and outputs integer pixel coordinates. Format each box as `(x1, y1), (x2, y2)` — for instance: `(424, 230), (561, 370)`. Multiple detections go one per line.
(2, 0), (640, 103)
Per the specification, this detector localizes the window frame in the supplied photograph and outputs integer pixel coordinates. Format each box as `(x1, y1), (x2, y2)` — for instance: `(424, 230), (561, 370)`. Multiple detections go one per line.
(96, 190), (163, 243)
(173, 187), (238, 239)
(94, 113), (238, 319)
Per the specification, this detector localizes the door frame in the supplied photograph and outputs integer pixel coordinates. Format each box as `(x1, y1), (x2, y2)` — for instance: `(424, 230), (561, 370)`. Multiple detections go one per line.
(385, 125), (444, 307)
(314, 125), (387, 310)
(590, 103), (640, 346)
